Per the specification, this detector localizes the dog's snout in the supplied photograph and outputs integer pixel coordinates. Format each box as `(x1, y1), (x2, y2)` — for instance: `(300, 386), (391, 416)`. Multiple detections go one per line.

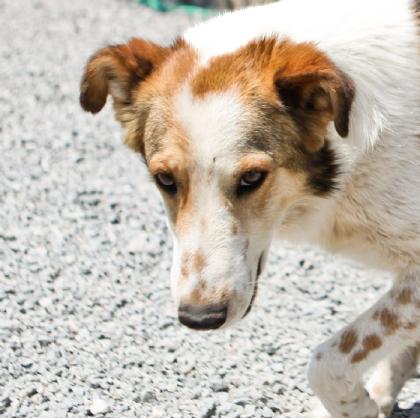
(178, 303), (227, 330)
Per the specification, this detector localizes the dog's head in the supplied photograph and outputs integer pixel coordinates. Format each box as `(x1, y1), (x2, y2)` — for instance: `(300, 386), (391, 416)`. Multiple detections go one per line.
(80, 37), (353, 329)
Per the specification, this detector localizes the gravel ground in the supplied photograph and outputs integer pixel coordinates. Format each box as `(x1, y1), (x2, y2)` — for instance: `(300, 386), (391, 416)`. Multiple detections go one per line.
(1, 0), (419, 417)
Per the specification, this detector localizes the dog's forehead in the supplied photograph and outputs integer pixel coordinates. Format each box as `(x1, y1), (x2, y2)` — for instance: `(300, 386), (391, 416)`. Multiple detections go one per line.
(174, 84), (248, 166)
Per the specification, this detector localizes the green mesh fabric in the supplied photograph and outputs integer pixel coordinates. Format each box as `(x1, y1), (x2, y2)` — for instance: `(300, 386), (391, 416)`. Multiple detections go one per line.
(138, 0), (219, 15)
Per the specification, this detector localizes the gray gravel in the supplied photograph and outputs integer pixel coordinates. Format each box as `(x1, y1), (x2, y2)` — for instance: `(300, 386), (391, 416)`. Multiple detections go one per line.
(1, 0), (419, 417)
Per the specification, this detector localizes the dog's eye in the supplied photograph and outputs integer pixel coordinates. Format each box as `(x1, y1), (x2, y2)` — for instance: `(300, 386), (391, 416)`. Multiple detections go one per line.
(155, 172), (177, 195)
(237, 170), (267, 195)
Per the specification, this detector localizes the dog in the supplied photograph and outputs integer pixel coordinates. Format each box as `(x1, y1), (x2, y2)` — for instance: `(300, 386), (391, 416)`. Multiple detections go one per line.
(79, 0), (419, 416)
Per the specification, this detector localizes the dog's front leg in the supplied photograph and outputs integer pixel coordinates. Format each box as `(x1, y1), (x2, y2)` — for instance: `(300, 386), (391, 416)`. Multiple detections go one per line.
(307, 272), (420, 418)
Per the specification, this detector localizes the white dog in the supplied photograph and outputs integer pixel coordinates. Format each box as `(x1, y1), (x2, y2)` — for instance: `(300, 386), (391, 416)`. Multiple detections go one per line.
(80, 0), (419, 416)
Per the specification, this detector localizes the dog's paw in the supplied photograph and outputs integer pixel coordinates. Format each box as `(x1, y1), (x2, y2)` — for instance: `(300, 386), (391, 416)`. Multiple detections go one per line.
(306, 398), (331, 418)
(373, 399), (394, 418)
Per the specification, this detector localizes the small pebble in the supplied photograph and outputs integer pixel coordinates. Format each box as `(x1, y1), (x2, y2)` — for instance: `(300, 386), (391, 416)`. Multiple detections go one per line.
(88, 398), (109, 415)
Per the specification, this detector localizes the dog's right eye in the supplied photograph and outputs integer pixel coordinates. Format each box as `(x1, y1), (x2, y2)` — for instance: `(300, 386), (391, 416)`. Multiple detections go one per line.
(237, 170), (267, 196)
(155, 172), (177, 195)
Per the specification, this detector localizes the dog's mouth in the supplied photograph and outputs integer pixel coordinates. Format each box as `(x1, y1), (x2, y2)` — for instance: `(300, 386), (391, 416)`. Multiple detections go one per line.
(242, 253), (264, 318)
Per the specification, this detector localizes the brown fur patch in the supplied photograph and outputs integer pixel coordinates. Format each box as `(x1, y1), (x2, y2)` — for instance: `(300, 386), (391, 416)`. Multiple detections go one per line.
(180, 264), (189, 280)
(351, 334), (382, 363)
(191, 38), (338, 98)
(350, 350), (368, 363)
(185, 288), (209, 305)
(237, 153), (275, 174)
(118, 40), (196, 155)
(231, 223), (238, 235)
(190, 37), (354, 144)
(149, 144), (195, 235)
(80, 37), (197, 155)
(181, 285), (230, 306)
(80, 38), (174, 114)
(180, 252), (191, 279)
(242, 103), (341, 196)
(339, 329), (358, 354)
(377, 308), (400, 334)
(193, 250), (207, 273)
(395, 288), (413, 305)
(364, 334), (383, 351)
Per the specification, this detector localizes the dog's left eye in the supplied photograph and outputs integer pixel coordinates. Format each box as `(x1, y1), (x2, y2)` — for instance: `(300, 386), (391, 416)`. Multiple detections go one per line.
(155, 172), (177, 195)
(237, 171), (267, 195)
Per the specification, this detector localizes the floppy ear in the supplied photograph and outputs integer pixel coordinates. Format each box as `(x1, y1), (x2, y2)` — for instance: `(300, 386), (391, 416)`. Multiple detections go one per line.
(275, 68), (354, 151)
(80, 38), (170, 117)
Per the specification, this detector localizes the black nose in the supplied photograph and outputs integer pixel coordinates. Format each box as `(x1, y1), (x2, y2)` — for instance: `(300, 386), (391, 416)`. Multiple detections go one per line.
(178, 304), (227, 330)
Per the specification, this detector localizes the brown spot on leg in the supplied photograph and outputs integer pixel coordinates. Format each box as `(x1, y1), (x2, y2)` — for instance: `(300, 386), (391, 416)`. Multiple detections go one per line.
(231, 223), (238, 235)
(351, 334), (382, 363)
(339, 329), (358, 353)
(377, 308), (400, 334)
(315, 352), (323, 361)
(193, 250), (207, 273)
(180, 252), (191, 278)
(364, 334), (382, 351)
(395, 288), (413, 305)
(351, 350), (369, 363)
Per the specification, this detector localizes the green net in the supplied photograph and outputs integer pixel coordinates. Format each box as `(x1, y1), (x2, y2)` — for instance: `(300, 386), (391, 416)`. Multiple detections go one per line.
(138, 0), (220, 16)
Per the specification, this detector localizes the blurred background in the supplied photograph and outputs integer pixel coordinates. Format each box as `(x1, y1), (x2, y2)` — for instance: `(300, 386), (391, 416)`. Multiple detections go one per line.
(0, 0), (418, 417)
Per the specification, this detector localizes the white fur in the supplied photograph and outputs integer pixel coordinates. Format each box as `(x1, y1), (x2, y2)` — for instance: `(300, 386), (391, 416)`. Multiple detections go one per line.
(174, 85), (245, 164)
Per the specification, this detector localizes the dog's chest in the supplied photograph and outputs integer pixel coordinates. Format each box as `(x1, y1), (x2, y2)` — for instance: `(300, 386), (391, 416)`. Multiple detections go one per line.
(324, 185), (420, 272)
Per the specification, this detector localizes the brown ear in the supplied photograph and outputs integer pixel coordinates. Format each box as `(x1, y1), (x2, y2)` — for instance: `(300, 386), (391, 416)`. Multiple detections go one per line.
(80, 38), (170, 115)
(275, 68), (354, 150)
